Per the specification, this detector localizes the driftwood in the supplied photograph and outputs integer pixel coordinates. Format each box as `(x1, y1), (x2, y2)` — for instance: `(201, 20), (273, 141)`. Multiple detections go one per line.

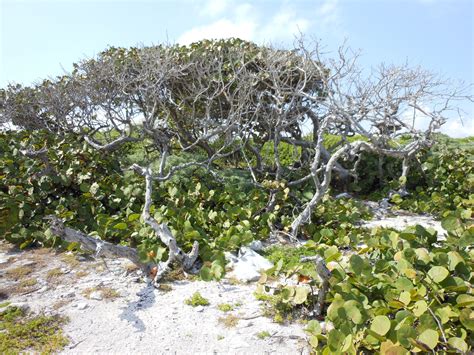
(46, 215), (145, 267)
(301, 255), (331, 317)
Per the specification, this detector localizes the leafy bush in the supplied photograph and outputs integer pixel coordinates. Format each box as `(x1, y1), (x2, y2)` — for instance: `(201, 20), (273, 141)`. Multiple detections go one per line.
(0, 130), (277, 277)
(400, 136), (474, 216)
(0, 130), (132, 248)
(257, 217), (474, 352)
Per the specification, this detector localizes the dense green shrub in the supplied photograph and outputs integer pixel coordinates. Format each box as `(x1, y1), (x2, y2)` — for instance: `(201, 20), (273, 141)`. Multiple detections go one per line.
(257, 216), (474, 352)
(0, 130), (276, 276)
(0, 130), (132, 248)
(399, 136), (474, 216)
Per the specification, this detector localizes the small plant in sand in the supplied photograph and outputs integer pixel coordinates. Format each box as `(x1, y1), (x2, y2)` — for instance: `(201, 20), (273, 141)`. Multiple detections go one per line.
(46, 268), (64, 280)
(5, 266), (33, 280)
(256, 331), (271, 339)
(82, 286), (120, 300)
(19, 278), (37, 288)
(218, 314), (240, 328)
(184, 292), (210, 307)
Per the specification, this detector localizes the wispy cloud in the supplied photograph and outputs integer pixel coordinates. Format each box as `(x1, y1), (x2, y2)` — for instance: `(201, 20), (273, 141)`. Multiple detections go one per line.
(179, 0), (345, 45)
(178, 3), (257, 44)
(200, 0), (230, 17)
(441, 117), (474, 138)
(258, 8), (310, 44)
(316, 0), (341, 30)
(178, 1), (321, 45)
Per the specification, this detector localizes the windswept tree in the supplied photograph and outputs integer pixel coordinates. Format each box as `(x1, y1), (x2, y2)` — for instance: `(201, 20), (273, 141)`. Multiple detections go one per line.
(1, 37), (471, 284)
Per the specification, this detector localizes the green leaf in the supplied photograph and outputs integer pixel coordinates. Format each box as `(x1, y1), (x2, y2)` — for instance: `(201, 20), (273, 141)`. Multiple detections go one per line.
(199, 266), (212, 281)
(211, 262), (224, 280)
(113, 222), (127, 230)
(441, 216), (460, 232)
(294, 287), (310, 305)
(305, 320), (321, 335)
(427, 266), (449, 283)
(396, 324), (416, 348)
(370, 315), (391, 336)
(447, 337), (468, 352)
(308, 335), (318, 347)
(349, 254), (365, 275)
(343, 300), (363, 324)
(435, 305), (456, 324)
(412, 300), (427, 317)
(447, 251), (464, 271)
(459, 308), (474, 330)
(128, 213), (141, 222)
(341, 334), (353, 352)
(456, 294), (474, 307)
(391, 194), (403, 204)
(399, 291), (411, 306)
(417, 329), (438, 350)
(79, 183), (90, 193)
(395, 277), (413, 292)
(327, 329), (345, 352)
(281, 286), (295, 302)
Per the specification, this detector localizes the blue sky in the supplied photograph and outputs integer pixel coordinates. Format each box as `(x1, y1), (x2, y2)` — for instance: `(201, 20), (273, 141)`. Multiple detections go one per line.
(1, 0), (473, 136)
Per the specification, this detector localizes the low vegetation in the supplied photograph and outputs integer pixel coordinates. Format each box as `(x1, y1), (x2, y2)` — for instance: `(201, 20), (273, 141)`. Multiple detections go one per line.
(82, 286), (121, 300)
(4, 266), (33, 280)
(218, 314), (240, 328)
(217, 302), (241, 312)
(0, 306), (69, 353)
(184, 292), (210, 307)
(256, 331), (271, 339)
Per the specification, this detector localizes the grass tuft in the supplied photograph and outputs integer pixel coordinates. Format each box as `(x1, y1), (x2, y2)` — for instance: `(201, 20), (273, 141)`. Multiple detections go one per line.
(82, 286), (120, 300)
(19, 278), (37, 288)
(5, 266), (33, 280)
(218, 314), (240, 328)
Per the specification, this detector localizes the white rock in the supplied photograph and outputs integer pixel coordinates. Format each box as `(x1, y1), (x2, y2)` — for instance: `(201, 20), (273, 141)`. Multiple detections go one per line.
(224, 251), (238, 268)
(227, 247), (273, 282)
(0, 253), (10, 264)
(89, 291), (103, 300)
(77, 302), (88, 310)
(195, 306), (204, 312)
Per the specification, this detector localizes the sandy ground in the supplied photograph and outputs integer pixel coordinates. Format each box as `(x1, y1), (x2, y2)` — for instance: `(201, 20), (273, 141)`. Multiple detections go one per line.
(360, 201), (446, 237)
(0, 243), (309, 354)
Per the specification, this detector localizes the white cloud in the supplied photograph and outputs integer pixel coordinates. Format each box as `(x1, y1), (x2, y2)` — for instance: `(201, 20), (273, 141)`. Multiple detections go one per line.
(178, 18), (256, 44)
(258, 9), (310, 43)
(178, 2), (317, 45)
(316, 0), (340, 29)
(399, 104), (474, 138)
(200, 0), (230, 17)
(440, 117), (474, 138)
